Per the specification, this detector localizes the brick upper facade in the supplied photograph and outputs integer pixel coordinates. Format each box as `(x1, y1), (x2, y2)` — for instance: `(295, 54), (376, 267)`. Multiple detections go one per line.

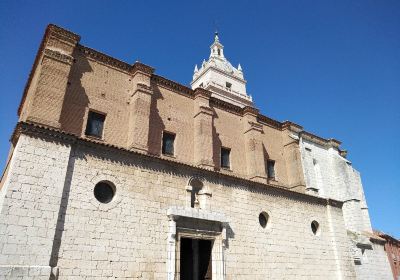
(17, 24), (345, 192)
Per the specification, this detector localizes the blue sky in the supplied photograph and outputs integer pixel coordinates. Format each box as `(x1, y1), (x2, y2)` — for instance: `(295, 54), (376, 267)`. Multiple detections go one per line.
(0, 1), (399, 236)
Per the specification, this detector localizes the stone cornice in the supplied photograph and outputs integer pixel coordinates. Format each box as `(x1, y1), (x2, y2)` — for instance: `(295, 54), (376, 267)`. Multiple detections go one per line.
(47, 24), (81, 46)
(374, 231), (400, 245)
(302, 131), (342, 148)
(282, 120), (343, 149)
(151, 75), (194, 97)
(206, 84), (253, 106)
(131, 61), (155, 75)
(210, 97), (243, 115)
(243, 106), (259, 116)
(257, 115), (282, 129)
(192, 65), (247, 85)
(193, 87), (212, 99)
(282, 121), (303, 132)
(12, 121), (344, 209)
(77, 45), (132, 72)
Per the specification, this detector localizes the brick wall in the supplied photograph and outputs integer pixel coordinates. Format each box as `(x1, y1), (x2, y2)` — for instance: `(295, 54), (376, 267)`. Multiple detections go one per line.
(17, 25), (304, 191)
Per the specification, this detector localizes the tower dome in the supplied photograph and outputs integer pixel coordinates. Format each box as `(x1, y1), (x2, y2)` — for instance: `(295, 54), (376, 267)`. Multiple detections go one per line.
(191, 32), (253, 108)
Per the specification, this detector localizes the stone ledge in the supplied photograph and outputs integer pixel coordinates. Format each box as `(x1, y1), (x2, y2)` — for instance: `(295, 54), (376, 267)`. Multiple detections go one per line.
(167, 206), (228, 224)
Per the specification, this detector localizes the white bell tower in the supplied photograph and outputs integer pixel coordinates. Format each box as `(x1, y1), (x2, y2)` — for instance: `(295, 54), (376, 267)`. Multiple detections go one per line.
(191, 32), (253, 108)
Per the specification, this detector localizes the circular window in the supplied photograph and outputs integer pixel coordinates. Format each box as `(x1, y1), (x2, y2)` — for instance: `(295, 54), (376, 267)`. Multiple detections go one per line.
(259, 212), (269, 229)
(94, 181), (115, 204)
(311, 220), (320, 235)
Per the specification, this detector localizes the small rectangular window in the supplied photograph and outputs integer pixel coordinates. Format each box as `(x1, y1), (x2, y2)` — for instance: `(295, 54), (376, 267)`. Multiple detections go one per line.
(221, 147), (231, 169)
(85, 111), (105, 138)
(267, 160), (275, 179)
(226, 82), (232, 89)
(162, 132), (175, 156)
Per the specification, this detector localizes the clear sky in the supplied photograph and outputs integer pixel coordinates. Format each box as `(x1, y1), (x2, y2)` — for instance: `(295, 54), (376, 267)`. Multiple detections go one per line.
(0, 1), (399, 236)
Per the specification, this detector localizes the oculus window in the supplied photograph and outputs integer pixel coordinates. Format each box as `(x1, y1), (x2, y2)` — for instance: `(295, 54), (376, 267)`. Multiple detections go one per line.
(94, 181), (115, 204)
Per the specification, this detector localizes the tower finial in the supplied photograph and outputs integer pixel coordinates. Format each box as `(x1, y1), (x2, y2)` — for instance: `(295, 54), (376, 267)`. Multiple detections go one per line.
(214, 30), (219, 42)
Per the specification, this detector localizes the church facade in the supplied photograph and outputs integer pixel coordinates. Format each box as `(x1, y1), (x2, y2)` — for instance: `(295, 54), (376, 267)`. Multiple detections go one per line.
(0, 24), (393, 279)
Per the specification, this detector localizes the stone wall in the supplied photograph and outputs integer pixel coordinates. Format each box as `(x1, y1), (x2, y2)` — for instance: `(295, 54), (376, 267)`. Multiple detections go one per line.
(0, 134), (72, 279)
(299, 137), (393, 280)
(1, 132), (356, 279)
(300, 138), (371, 232)
(354, 242), (393, 280)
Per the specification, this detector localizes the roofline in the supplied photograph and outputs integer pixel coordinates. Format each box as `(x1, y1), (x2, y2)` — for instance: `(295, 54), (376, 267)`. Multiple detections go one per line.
(12, 121), (345, 209)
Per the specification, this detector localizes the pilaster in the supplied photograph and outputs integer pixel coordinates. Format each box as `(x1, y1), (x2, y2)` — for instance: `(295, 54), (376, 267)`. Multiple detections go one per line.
(242, 106), (267, 183)
(22, 24), (81, 129)
(166, 214), (178, 280)
(193, 88), (215, 170)
(282, 121), (306, 191)
(127, 62), (155, 152)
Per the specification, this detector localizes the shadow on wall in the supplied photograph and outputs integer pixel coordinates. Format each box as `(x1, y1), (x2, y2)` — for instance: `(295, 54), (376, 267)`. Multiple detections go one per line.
(211, 108), (222, 170)
(224, 224), (235, 249)
(48, 145), (77, 279)
(263, 144), (270, 175)
(59, 49), (92, 136)
(147, 83), (165, 155)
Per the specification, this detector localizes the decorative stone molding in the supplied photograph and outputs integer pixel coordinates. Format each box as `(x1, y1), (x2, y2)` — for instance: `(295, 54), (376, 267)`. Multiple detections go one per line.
(328, 138), (342, 148)
(132, 83), (153, 96)
(244, 121), (263, 134)
(242, 106), (259, 117)
(193, 105), (214, 118)
(43, 48), (74, 65)
(167, 206), (228, 224)
(131, 61), (155, 75)
(78, 45), (132, 72)
(282, 120), (303, 132)
(151, 75), (194, 96)
(257, 114), (283, 129)
(210, 97), (243, 115)
(47, 24), (81, 46)
(194, 87), (212, 99)
(166, 206), (228, 280)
